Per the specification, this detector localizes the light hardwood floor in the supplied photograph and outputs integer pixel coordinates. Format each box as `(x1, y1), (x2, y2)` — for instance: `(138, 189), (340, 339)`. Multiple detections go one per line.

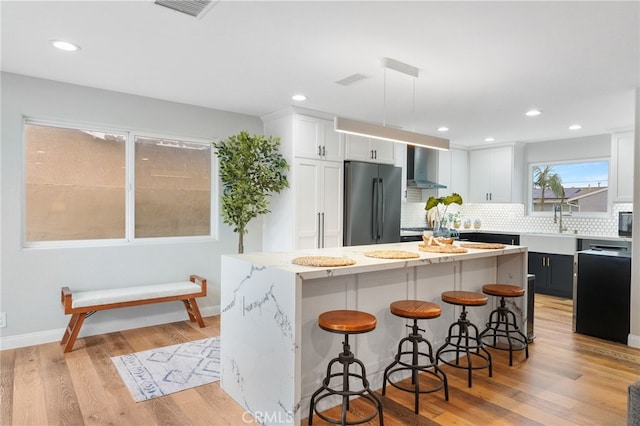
(2, 295), (639, 425)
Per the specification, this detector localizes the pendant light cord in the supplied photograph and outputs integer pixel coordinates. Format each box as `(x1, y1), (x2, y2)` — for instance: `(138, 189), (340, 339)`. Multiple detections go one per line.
(383, 68), (387, 127)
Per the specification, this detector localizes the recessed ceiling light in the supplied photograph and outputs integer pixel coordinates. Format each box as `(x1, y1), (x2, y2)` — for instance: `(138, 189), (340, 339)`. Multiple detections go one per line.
(50, 40), (81, 51)
(437, 126), (449, 132)
(569, 124), (582, 130)
(525, 109), (542, 117)
(484, 137), (495, 142)
(291, 94), (307, 101)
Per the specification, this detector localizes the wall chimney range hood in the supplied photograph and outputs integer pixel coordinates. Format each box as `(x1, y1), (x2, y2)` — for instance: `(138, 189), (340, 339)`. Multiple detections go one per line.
(406, 144), (446, 189)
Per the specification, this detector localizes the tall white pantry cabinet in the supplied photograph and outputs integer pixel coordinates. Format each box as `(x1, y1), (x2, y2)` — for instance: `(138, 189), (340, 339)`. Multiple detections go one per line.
(262, 109), (344, 251)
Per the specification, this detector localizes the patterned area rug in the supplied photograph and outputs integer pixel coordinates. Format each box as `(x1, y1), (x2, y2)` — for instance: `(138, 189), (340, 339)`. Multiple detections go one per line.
(112, 337), (220, 402)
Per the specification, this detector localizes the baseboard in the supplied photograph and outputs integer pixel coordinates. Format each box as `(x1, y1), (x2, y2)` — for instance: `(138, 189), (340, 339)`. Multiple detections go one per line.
(628, 333), (640, 349)
(0, 305), (220, 351)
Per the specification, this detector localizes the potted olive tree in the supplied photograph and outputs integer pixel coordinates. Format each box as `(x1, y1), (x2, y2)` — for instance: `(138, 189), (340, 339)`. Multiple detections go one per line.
(213, 131), (289, 253)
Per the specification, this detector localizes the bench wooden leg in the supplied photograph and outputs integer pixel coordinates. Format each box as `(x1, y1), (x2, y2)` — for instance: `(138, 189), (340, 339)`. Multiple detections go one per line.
(183, 299), (205, 328)
(61, 313), (87, 353)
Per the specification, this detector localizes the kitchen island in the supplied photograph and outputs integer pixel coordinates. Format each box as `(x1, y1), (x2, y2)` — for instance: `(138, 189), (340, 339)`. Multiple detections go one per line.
(220, 241), (527, 425)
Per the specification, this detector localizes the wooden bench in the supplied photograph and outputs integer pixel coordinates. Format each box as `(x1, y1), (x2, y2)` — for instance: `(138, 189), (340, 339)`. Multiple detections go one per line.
(60, 274), (207, 353)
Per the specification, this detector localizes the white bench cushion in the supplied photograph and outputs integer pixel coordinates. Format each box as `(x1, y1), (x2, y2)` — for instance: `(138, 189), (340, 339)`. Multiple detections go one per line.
(71, 281), (202, 309)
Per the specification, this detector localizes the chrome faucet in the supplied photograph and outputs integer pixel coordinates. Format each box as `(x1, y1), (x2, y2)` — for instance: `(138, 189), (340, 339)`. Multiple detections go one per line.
(553, 203), (567, 233)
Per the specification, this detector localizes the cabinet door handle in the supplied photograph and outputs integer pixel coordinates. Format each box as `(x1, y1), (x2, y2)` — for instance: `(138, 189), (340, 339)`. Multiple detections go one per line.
(489, 193), (492, 201)
(374, 150), (377, 159)
(318, 145), (322, 157)
(321, 212), (325, 248)
(322, 145), (326, 157)
(542, 257), (545, 267)
(317, 213), (322, 248)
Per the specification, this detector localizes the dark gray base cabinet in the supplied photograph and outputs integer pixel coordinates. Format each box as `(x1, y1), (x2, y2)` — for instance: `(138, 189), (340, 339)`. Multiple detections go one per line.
(528, 252), (574, 298)
(459, 232), (520, 246)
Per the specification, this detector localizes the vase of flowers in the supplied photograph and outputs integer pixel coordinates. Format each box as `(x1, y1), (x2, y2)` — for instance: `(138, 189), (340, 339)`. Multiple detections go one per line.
(425, 193), (463, 239)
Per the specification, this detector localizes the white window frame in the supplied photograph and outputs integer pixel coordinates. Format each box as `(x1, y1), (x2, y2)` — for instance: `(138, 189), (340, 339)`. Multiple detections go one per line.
(526, 157), (611, 219)
(23, 117), (218, 248)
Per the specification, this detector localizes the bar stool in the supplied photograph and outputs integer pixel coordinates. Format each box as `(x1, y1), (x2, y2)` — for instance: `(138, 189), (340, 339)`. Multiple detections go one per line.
(382, 300), (449, 414)
(479, 284), (529, 366)
(435, 291), (492, 388)
(308, 310), (384, 426)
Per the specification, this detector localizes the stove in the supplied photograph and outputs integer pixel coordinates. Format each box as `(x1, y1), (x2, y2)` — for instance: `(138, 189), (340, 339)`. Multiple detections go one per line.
(400, 227), (432, 242)
(400, 227), (459, 242)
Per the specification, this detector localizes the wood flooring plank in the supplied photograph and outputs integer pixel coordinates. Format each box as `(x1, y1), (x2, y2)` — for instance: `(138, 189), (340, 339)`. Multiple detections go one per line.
(38, 341), (85, 426)
(64, 347), (125, 425)
(83, 334), (156, 426)
(145, 395), (192, 426)
(11, 346), (48, 425)
(0, 348), (15, 426)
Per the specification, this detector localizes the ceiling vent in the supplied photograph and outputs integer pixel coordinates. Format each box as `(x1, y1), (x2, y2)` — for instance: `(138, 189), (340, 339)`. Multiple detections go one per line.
(154, 0), (217, 18)
(335, 73), (368, 86)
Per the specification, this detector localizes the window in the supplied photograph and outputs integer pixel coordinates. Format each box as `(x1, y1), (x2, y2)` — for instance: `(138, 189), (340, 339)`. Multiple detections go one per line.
(24, 120), (214, 245)
(134, 136), (211, 238)
(529, 160), (609, 214)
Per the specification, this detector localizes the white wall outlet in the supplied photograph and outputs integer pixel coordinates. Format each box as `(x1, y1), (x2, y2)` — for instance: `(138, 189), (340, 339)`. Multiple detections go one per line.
(0, 312), (6, 328)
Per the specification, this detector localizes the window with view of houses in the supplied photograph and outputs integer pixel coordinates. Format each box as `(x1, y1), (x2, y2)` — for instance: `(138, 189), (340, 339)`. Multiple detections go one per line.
(530, 160), (609, 214)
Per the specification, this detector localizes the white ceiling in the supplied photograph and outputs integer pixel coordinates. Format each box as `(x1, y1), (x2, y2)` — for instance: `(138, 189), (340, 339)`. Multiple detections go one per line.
(2, 1), (638, 147)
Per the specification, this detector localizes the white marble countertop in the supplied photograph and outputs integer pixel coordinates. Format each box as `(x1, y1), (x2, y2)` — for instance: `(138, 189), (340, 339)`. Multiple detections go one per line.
(226, 241), (527, 280)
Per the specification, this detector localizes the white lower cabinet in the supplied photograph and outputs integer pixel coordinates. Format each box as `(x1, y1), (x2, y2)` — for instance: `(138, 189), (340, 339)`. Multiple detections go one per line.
(295, 159), (343, 249)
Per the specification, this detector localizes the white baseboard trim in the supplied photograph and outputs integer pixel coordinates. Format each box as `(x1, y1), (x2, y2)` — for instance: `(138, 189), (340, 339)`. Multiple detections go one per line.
(628, 333), (640, 349)
(0, 305), (220, 351)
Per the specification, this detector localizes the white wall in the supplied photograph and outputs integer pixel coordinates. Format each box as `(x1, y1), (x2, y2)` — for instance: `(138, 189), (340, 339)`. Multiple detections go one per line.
(0, 72), (264, 348)
(524, 133), (611, 163)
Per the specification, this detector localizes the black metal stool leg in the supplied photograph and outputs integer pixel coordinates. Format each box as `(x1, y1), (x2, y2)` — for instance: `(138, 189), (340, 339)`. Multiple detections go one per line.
(480, 296), (528, 366)
(436, 305), (491, 388)
(309, 333), (383, 425)
(383, 318), (448, 414)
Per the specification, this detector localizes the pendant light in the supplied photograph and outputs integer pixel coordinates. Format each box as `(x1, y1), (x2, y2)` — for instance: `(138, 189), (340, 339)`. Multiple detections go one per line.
(334, 57), (449, 151)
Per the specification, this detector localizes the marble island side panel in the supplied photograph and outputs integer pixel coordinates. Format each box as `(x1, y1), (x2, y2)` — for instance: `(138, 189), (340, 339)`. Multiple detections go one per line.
(220, 242), (527, 425)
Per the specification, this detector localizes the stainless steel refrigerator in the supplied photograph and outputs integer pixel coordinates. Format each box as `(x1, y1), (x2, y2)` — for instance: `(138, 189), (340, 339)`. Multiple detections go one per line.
(344, 161), (401, 246)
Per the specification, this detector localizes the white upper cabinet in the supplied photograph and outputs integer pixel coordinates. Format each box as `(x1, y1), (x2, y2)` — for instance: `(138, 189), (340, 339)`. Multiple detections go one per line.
(344, 134), (395, 164)
(437, 148), (468, 197)
(611, 132), (634, 202)
(468, 145), (522, 203)
(295, 115), (343, 162)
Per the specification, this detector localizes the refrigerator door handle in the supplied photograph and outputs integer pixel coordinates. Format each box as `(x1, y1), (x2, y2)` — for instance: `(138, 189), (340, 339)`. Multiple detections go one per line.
(378, 177), (384, 239)
(372, 178), (378, 240)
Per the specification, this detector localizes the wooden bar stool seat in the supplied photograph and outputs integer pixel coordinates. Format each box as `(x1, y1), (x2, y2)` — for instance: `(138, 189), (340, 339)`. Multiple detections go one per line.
(482, 284), (525, 298)
(436, 291), (492, 387)
(309, 310), (383, 425)
(383, 300), (449, 414)
(479, 284), (529, 366)
(389, 300), (442, 319)
(441, 290), (488, 306)
(318, 310), (377, 334)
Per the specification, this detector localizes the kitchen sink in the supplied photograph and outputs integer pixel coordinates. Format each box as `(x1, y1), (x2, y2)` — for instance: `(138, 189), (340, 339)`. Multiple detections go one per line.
(520, 233), (577, 255)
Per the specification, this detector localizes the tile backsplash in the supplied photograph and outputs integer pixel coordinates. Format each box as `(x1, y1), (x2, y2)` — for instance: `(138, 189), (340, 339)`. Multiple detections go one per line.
(402, 201), (633, 237)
